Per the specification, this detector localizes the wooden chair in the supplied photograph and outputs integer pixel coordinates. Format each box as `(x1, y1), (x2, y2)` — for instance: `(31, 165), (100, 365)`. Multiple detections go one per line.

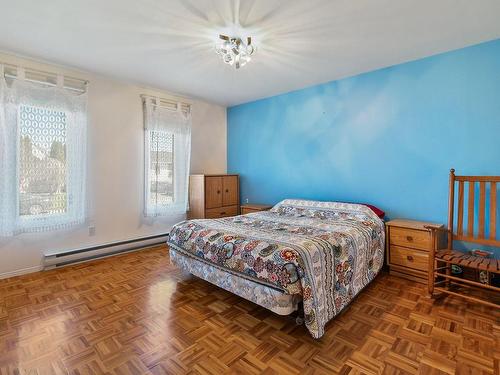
(427, 169), (500, 308)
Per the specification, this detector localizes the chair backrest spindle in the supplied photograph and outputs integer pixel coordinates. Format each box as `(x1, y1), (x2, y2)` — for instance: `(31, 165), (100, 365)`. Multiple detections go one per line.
(467, 181), (475, 237)
(457, 180), (464, 237)
(447, 169), (455, 250)
(491, 182), (497, 240)
(479, 181), (486, 238)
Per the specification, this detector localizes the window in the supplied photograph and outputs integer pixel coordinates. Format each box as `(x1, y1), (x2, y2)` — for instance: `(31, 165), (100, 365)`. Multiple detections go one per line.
(148, 131), (174, 207)
(143, 97), (191, 217)
(0, 66), (87, 235)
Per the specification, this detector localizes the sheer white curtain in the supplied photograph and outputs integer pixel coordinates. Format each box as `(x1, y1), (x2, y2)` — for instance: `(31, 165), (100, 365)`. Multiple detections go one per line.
(0, 66), (87, 236)
(144, 98), (191, 217)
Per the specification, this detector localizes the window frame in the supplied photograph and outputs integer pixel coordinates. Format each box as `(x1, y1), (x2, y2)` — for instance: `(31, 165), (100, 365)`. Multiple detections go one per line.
(142, 96), (191, 218)
(0, 66), (88, 236)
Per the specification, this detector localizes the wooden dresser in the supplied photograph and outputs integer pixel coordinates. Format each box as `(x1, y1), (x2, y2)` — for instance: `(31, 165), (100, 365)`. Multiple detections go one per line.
(386, 219), (446, 283)
(241, 204), (273, 215)
(188, 174), (239, 219)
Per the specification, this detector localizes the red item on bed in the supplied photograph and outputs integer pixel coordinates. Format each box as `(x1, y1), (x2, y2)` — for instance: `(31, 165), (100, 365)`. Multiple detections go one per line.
(337, 201), (385, 219)
(364, 204), (385, 219)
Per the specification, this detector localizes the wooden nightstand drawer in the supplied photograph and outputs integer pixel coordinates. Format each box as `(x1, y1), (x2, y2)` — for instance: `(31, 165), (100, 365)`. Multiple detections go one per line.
(390, 245), (428, 272)
(241, 207), (259, 214)
(241, 204), (272, 215)
(390, 227), (431, 251)
(205, 205), (239, 218)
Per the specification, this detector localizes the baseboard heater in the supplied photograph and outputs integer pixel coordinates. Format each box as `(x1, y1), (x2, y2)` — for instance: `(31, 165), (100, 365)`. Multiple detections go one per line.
(43, 233), (169, 270)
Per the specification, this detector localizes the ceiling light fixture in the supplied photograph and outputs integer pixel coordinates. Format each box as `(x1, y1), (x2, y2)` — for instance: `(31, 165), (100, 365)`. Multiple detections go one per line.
(215, 34), (256, 69)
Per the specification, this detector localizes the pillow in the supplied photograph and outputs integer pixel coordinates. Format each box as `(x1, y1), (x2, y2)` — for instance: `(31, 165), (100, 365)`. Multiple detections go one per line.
(270, 199), (385, 219)
(363, 204), (385, 219)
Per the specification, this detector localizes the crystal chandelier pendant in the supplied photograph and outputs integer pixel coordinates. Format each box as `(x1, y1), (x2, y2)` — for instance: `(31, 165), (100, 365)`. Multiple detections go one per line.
(215, 35), (256, 69)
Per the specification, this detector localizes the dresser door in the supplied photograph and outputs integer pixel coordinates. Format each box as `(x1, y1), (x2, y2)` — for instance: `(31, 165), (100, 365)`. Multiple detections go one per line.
(205, 177), (223, 209)
(222, 175), (238, 206)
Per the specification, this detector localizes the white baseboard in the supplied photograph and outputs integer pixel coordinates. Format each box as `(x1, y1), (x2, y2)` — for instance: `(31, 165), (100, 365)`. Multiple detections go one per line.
(43, 234), (168, 270)
(0, 265), (43, 280)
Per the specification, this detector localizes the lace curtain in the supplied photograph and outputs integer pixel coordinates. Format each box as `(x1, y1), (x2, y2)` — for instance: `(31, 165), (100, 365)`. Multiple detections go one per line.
(143, 98), (191, 217)
(0, 66), (88, 236)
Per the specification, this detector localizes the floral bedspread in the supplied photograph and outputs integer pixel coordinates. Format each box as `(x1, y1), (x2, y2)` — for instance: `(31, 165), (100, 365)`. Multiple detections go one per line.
(167, 199), (385, 338)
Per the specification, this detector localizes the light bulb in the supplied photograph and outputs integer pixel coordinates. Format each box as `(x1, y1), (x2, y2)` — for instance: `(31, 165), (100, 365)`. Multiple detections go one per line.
(215, 35), (256, 69)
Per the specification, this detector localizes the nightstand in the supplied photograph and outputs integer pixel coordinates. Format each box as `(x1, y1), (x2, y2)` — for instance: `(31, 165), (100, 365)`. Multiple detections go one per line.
(386, 219), (446, 283)
(241, 204), (273, 215)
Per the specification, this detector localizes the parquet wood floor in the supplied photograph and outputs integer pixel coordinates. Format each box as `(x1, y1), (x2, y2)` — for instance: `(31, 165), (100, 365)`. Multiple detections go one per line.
(0, 246), (498, 375)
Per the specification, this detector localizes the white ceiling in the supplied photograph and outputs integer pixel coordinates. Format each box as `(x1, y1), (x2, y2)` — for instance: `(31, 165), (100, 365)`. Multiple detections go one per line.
(0, 0), (499, 106)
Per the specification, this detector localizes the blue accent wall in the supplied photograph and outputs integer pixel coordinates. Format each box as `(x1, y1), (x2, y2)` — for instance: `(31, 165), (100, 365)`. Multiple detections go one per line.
(228, 39), (500, 253)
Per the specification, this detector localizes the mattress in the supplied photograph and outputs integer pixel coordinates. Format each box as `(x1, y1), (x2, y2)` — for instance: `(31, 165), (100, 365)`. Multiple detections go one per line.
(168, 199), (385, 338)
(170, 248), (300, 315)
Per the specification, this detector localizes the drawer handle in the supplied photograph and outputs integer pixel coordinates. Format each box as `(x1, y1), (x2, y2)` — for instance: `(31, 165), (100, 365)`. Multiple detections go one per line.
(217, 190), (221, 194)
(406, 236), (413, 242)
(407, 255), (414, 261)
(220, 211), (226, 215)
(225, 189), (229, 193)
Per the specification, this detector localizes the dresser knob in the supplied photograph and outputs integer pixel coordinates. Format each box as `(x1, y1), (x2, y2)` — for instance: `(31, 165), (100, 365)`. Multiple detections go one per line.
(406, 236), (413, 242)
(225, 189), (229, 193)
(217, 190), (221, 194)
(407, 255), (414, 261)
(220, 211), (226, 215)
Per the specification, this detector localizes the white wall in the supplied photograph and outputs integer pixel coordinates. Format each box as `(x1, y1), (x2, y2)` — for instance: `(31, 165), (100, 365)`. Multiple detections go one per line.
(0, 52), (227, 277)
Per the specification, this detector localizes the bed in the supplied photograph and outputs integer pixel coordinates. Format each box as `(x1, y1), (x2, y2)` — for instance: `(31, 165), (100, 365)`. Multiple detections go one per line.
(167, 199), (385, 339)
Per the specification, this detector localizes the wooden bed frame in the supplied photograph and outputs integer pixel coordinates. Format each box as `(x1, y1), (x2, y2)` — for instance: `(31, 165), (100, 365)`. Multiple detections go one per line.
(427, 169), (500, 307)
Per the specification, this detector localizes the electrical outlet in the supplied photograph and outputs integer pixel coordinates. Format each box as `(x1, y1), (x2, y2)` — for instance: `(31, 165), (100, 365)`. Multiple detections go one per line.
(88, 226), (96, 236)
(245, 198), (249, 203)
